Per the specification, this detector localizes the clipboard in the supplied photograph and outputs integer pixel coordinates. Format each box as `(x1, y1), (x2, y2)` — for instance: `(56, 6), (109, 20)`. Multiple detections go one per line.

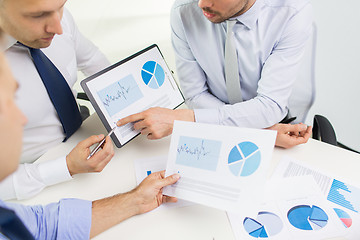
(81, 44), (184, 148)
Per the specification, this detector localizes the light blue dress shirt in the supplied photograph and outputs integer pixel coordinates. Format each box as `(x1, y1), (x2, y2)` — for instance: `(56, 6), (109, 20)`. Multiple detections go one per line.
(0, 199), (92, 239)
(171, 0), (313, 128)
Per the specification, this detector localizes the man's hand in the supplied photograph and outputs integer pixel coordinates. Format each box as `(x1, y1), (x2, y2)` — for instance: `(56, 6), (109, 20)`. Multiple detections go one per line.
(117, 107), (195, 140)
(90, 170), (180, 238)
(268, 123), (312, 149)
(132, 170), (180, 214)
(66, 135), (114, 176)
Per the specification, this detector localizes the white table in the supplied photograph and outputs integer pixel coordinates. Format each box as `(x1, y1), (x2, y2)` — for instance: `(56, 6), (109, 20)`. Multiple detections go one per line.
(14, 114), (360, 240)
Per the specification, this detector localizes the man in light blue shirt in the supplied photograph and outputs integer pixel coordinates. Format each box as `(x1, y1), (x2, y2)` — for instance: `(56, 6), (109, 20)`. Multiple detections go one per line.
(0, 31), (180, 238)
(118, 0), (313, 149)
(171, 0), (313, 127)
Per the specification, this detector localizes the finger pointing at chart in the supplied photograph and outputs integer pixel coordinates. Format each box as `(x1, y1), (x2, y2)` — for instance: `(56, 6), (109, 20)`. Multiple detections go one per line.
(81, 46), (185, 146)
(117, 107), (195, 140)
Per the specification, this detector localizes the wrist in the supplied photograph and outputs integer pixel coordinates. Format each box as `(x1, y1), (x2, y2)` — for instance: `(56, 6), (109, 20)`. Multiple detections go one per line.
(128, 189), (143, 215)
(175, 109), (195, 122)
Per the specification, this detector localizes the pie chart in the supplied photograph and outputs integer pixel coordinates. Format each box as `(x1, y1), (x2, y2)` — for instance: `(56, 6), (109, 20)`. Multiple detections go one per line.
(334, 208), (352, 228)
(141, 61), (165, 89)
(243, 212), (283, 238)
(228, 141), (261, 177)
(287, 205), (328, 230)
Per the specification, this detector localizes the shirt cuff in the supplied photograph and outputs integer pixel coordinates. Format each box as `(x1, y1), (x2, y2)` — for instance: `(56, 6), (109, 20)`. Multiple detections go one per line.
(58, 199), (92, 240)
(193, 108), (220, 125)
(37, 156), (72, 186)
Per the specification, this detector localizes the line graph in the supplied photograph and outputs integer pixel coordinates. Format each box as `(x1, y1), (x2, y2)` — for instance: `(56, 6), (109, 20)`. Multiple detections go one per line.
(177, 140), (210, 161)
(102, 82), (130, 107)
(176, 136), (222, 171)
(97, 75), (143, 117)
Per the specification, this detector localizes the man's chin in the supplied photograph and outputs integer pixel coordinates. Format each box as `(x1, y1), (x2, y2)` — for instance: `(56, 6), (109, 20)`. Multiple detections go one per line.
(34, 40), (52, 49)
(207, 18), (227, 24)
(21, 40), (52, 49)
(205, 15), (227, 23)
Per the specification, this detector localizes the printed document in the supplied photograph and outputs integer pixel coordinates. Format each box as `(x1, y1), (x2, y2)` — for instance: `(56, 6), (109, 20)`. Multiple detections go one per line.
(163, 121), (276, 214)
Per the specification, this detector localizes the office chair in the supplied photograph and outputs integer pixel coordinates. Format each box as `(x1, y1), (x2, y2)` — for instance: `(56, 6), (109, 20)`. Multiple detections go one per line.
(288, 23), (317, 123)
(312, 114), (359, 153)
(77, 92), (91, 121)
(312, 114), (337, 146)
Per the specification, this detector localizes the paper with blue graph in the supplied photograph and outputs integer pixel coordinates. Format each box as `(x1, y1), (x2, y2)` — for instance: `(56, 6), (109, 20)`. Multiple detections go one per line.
(228, 177), (346, 240)
(273, 156), (360, 239)
(133, 156), (193, 210)
(163, 121), (277, 214)
(81, 45), (184, 147)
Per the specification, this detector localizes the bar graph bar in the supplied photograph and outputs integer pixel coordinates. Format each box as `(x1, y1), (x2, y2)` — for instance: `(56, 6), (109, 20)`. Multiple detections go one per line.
(327, 179), (360, 213)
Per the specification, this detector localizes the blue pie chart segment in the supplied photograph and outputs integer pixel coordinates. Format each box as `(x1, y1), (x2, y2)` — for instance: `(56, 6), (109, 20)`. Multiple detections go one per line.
(141, 69), (153, 85)
(250, 227), (263, 238)
(228, 141), (261, 177)
(287, 205), (328, 231)
(243, 212), (283, 238)
(141, 61), (165, 89)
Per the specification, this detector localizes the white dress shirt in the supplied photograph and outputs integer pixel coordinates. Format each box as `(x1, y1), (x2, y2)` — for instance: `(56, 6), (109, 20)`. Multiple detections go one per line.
(171, 0), (313, 128)
(0, 9), (110, 200)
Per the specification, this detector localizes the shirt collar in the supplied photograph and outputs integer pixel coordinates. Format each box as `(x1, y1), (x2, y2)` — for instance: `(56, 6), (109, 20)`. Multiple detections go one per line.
(1, 33), (17, 51)
(231, 0), (263, 30)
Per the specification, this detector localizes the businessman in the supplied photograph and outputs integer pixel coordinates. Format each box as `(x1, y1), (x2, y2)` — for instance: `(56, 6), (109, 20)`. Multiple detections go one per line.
(0, 49), (180, 239)
(0, 0), (114, 200)
(118, 0), (313, 148)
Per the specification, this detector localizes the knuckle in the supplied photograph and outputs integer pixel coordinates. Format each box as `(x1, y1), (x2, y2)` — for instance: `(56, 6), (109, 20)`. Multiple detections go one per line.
(148, 126), (155, 132)
(133, 122), (138, 129)
(143, 110), (150, 117)
(144, 119), (153, 126)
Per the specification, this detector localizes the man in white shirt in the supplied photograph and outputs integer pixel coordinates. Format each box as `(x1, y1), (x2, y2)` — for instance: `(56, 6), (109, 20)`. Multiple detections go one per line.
(0, 0), (115, 200)
(117, 0), (313, 148)
(0, 41), (180, 238)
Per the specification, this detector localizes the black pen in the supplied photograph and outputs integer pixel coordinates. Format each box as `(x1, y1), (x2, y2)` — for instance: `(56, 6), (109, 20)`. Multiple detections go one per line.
(87, 126), (117, 160)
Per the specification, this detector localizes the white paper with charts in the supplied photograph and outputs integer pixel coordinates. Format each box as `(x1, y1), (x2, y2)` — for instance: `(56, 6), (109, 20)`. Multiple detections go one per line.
(163, 121), (277, 214)
(272, 156), (360, 239)
(227, 177), (346, 240)
(81, 45), (184, 147)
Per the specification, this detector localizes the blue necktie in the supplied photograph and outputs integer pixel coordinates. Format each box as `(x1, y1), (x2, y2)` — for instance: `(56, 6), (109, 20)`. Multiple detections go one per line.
(24, 44), (82, 141)
(0, 206), (35, 240)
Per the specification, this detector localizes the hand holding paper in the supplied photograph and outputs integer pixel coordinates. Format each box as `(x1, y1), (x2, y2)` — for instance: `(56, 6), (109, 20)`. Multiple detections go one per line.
(163, 121), (277, 214)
